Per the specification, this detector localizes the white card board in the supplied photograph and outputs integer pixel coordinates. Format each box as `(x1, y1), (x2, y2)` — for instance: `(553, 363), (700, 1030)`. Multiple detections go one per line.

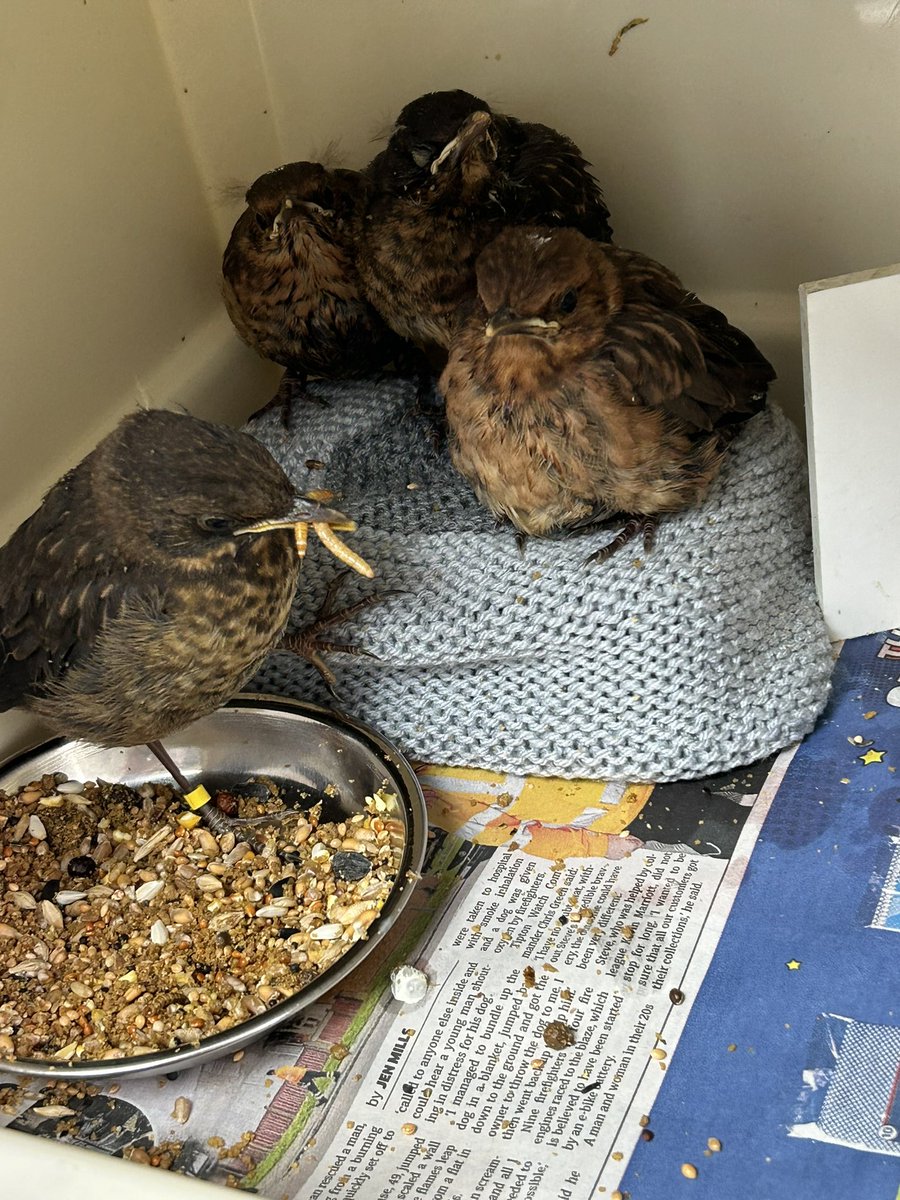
(801, 263), (900, 640)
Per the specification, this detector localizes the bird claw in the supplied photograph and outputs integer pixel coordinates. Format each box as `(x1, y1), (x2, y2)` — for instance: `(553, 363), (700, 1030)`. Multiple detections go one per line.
(280, 571), (398, 695)
(247, 372), (328, 429)
(409, 377), (448, 456)
(584, 515), (658, 565)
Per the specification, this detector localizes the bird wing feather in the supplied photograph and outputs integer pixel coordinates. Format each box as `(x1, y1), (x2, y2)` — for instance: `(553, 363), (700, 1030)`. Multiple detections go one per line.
(497, 118), (613, 241)
(0, 479), (139, 712)
(597, 249), (775, 431)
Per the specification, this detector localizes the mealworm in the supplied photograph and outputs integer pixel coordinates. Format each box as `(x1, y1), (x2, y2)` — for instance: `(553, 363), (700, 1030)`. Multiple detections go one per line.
(293, 521), (309, 559)
(608, 16), (649, 56)
(312, 522), (375, 578)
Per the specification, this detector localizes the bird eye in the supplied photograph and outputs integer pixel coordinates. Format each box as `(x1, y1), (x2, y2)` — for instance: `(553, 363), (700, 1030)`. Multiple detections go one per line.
(559, 289), (578, 314)
(411, 145), (433, 168)
(198, 516), (235, 534)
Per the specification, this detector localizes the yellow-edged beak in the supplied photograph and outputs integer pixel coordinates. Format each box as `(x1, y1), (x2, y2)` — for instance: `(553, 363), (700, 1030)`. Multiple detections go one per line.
(270, 197), (294, 238)
(234, 495), (355, 538)
(430, 110), (494, 175)
(485, 309), (561, 339)
(235, 496), (375, 579)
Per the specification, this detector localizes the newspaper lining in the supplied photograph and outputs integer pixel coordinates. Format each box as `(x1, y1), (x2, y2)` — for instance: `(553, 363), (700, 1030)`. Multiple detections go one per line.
(0, 753), (790, 1198)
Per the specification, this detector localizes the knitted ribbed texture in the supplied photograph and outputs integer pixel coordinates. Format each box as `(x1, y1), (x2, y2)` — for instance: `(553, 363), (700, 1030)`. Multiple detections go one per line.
(247, 376), (833, 781)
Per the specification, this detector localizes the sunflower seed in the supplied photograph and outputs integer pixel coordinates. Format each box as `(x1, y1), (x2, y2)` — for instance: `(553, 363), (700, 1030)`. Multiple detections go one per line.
(332, 850), (372, 882)
(223, 841), (251, 867)
(28, 815), (47, 840)
(150, 919), (169, 945)
(135, 880), (164, 903)
(310, 923), (343, 941)
(56, 780), (85, 794)
(10, 891), (36, 910)
(132, 827), (171, 862)
(55, 891), (87, 906)
(40, 900), (64, 931)
(8, 959), (47, 977)
(209, 911), (244, 932)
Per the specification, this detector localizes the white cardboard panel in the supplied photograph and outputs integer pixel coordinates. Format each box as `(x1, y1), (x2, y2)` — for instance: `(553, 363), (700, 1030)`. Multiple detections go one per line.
(801, 264), (900, 640)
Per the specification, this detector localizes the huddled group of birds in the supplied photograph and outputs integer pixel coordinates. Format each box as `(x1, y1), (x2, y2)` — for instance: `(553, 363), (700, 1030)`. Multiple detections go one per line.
(0, 87), (775, 813)
(223, 86), (774, 560)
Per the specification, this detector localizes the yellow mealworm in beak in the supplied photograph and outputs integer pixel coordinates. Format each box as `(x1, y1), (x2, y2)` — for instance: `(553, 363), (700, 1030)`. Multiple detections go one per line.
(293, 522), (309, 559)
(311, 522), (375, 578)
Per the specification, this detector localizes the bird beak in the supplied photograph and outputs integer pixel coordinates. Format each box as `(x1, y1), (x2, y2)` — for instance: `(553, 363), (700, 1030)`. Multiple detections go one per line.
(235, 495), (374, 577)
(234, 494), (356, 538)
(430, 111), (494, 174)
(485, 308), (561, 339)
(270, 198), (294, 238)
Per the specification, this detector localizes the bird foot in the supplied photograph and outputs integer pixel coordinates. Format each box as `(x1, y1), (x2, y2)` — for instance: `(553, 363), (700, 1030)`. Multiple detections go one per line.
(584, 515), (659, 565)
(280, 571), (400, 697)
(247, 372), (327, 428)
(410, 372), (448, 455)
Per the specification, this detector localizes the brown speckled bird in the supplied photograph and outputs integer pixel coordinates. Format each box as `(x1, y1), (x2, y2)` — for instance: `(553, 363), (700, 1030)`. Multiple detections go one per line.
(440, 226), (775, 561)
(0, 410), (354, 768)
(222, 161), (402, 412)
(358, 89), (612, 360)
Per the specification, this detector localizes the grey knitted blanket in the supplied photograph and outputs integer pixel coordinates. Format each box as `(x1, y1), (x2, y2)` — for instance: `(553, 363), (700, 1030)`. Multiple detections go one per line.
(247, 376), (833, 781)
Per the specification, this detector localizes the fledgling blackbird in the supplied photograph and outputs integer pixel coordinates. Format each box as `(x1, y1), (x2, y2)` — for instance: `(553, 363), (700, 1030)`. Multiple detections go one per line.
(440, 226), (775, 561)
(358, 89), (612, 359)
(0, 409), (362, 763)
(222, 161), (402, 414)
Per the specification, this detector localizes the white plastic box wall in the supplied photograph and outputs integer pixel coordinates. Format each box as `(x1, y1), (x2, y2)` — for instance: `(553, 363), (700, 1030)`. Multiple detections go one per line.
(1, 2), (899, 757)
(0, 3), (899, 1193)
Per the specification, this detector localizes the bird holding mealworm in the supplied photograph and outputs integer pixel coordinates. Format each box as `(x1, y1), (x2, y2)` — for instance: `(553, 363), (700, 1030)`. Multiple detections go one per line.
(0, 409), (374, 806)
(440, 226), (775, 561)
(357, 89), (612, 360)
(222, 161), (403, 418)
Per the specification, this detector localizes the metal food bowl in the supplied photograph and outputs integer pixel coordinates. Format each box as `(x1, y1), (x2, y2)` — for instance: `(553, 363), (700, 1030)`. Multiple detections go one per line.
(0, 694), (428, 1080)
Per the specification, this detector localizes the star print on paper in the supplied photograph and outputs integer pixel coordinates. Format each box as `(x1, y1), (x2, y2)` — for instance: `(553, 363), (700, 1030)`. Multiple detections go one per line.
(786, 960), (802, 971)
(859, 749), (886, 765)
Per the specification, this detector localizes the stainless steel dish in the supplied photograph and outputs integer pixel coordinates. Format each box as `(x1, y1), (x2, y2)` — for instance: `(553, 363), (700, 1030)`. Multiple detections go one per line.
(0, 694), (428, 1080)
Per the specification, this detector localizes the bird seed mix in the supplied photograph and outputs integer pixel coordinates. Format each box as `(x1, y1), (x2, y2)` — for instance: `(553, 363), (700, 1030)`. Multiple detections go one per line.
(0, 774), (404, 1063)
